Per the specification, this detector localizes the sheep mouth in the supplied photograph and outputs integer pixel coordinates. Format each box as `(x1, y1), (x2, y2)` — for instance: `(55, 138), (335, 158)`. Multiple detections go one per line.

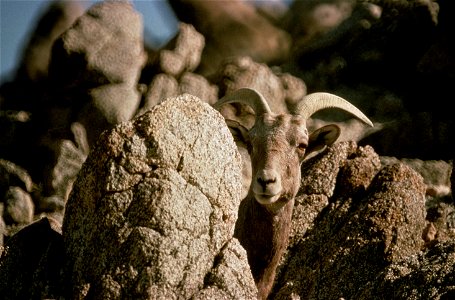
(254, 193), (281, 205)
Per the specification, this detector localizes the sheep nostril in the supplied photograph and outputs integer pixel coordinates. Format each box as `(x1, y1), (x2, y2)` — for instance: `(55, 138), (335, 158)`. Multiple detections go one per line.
(257, 177), (276, 189)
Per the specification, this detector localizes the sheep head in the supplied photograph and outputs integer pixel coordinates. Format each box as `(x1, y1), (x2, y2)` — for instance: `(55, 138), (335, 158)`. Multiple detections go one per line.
(214, 88), (373, 212)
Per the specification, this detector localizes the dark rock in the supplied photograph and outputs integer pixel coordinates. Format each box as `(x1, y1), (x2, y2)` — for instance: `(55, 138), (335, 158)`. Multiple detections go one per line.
(0, 217), (64, 300)
(273, 142), (426, 299)
(15, 1), (84, 84)
(281, 0), (454, 160)
(357, 240), (455, 299)
(451, 160), (454, 202)
(288, 141), (381, 250)
(0, 111), (34, 168)
(168, 0), (291, 76)
(0, 204), (5, 247)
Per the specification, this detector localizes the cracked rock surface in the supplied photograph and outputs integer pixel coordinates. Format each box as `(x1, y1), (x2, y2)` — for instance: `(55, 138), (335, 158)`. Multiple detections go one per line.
(62, 94), (256, 299)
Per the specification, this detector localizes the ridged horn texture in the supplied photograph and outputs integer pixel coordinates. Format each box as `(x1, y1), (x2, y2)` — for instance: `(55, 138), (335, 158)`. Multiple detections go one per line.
(294, 92), (373, 127)
(214, 87), (272, 115)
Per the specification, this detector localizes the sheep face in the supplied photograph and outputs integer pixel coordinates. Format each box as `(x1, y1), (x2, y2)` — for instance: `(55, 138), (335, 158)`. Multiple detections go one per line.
(248, 113), (339, 209)
(214, 87), (372, 211)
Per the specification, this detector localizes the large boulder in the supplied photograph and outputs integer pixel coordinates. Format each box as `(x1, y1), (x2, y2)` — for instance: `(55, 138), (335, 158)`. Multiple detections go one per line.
(50, 1), (146, 87)
(273, 141), (427, 299)
(0, 1), (85, 204)
(62, 94), (256, 298)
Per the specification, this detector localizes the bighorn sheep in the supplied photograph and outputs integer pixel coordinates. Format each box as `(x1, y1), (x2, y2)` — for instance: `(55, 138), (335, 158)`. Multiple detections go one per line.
(214, 88), (373, 299)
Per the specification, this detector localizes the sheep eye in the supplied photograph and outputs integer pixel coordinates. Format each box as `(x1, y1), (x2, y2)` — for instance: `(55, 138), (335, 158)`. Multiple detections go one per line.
(297, 143), (307, 151)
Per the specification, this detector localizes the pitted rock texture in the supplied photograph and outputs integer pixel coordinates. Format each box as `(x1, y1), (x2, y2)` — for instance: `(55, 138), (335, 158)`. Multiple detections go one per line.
(62, 94), (255, 299)
(273, 142), (426, 300)
(381, 156), (452, 197)
(357, 240), (455, 299)
(288, 141), (381, 248)
(194, 238), (257, 300)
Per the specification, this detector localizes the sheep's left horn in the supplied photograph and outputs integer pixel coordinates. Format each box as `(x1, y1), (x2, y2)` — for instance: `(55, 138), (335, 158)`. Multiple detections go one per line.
(214, 87), (272, 116)
(294, 92), (373, 127)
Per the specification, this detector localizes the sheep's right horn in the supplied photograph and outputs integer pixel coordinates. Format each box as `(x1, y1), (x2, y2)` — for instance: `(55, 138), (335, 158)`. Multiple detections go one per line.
(214, 87), (272, 115)
(294, 92), (373, 127)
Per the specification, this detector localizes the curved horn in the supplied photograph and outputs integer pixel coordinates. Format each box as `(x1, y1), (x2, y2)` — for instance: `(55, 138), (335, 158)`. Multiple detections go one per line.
(214, 87), (272, 115)
(294, 92), (373, 127)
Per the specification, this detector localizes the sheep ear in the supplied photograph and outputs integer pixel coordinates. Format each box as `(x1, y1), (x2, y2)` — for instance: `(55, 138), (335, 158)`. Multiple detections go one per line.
(305, 124), (341, 156)
(225, 119), (252, 150)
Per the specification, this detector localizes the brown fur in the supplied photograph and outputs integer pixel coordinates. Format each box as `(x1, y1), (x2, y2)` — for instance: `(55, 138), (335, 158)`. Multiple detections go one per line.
(234, 114), (314, 299)
(235, 194), (294, 299)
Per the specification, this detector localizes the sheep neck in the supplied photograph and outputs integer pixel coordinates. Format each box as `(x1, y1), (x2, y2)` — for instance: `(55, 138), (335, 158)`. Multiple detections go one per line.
(234, 193), (295, 299)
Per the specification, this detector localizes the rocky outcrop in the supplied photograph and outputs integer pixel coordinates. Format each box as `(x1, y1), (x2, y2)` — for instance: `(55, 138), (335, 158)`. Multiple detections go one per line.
(0, 0), (454, 299)
(273, 142), (427, 299)
(0, 0), (84, 112)
(1, 138), (453, 299)
(156, 22), (205, 78)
